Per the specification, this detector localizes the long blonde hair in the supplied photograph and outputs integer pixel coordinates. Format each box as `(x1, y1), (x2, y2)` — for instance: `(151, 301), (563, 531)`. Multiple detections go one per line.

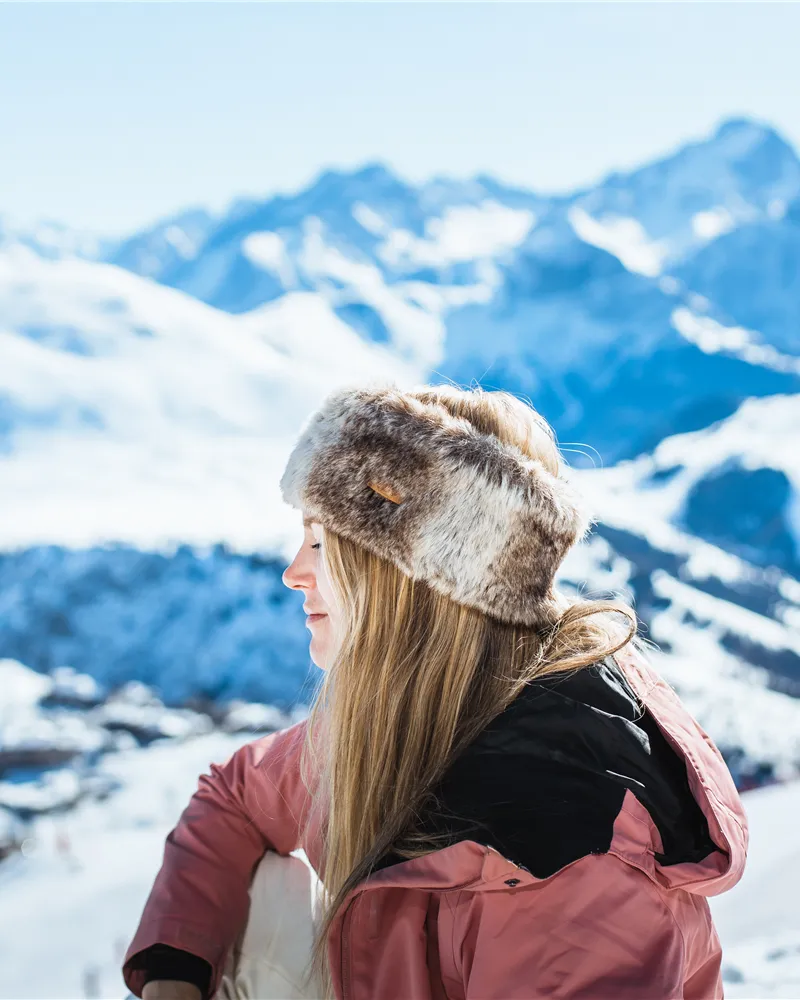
(298, 384), (639, 997)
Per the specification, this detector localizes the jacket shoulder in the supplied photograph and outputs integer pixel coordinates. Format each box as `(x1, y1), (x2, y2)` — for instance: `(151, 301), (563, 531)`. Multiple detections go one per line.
(196, 717), (313, 853)
(388, 656), (717, 879)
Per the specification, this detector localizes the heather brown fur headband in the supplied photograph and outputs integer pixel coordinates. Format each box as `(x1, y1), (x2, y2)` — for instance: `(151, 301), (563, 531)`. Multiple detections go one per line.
(279, 384), (593, 627)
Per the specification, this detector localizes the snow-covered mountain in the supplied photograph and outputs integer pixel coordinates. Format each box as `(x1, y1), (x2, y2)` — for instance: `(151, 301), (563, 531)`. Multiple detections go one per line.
(117, 165), (544, 313)
(2, 114), (800, 794)
(109, 207), (218, 280)
(568, 117), (800, 273)
(674, 195), (800, 354)
(587, 393), (800, 579)
(95, 119), (800, 467)
(120, 118), (800, 315)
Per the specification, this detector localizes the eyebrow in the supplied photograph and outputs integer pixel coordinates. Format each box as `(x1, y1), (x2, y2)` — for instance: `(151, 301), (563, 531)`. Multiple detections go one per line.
(303, 516), (315, 528)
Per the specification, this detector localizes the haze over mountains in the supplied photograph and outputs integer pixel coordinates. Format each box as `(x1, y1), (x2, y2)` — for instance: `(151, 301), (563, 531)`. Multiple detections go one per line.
(1, 115), (799, 785)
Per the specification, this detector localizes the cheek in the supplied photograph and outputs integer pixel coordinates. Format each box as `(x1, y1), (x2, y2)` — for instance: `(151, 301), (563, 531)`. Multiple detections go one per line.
(316, 559), (337, 612)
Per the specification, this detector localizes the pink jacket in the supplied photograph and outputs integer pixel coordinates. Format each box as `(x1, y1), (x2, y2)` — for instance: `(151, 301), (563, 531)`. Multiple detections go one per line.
(124, 643), (748, 999)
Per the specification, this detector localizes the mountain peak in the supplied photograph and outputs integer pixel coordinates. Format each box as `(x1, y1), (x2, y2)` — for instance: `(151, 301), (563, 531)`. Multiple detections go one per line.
(307, 161), (406, 202)
(711, 116), (795, 157)
(351, 161), (397, 184)
(700, 116), (800, 204)
(715, 116), (772, 139)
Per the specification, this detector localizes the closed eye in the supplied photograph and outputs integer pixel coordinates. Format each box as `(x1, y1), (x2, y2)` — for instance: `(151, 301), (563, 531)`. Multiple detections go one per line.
(311, 543), (321, 550)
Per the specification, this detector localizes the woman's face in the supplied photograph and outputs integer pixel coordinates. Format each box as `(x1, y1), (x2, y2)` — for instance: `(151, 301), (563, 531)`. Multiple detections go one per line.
(282, 514), (340, 670)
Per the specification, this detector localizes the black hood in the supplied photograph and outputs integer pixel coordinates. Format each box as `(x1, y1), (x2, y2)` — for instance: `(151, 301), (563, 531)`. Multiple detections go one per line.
(377, 655), (717, 879)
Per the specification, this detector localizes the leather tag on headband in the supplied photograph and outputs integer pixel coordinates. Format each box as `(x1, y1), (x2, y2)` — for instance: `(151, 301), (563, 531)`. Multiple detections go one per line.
(367, 480), (403, 504)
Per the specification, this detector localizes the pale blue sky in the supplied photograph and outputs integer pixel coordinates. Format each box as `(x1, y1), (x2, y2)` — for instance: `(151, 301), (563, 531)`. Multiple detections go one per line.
(2, 2), (800, 235)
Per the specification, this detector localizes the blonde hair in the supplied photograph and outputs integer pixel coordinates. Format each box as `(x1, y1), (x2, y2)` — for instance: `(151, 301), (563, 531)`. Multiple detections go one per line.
(297, 384), (639, 997)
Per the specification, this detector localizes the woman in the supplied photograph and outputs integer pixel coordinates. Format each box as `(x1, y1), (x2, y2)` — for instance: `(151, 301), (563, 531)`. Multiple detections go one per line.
(123, 383), (748, 1000)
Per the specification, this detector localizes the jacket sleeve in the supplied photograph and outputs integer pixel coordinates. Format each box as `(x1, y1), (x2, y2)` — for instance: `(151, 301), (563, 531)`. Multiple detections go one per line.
(122, 719), (313, 999)
(457, 854), (686, 999)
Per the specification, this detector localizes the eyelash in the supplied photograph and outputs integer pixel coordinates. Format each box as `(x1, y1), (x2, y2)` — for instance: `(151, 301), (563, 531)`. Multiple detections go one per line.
(311, 543), (321, 550)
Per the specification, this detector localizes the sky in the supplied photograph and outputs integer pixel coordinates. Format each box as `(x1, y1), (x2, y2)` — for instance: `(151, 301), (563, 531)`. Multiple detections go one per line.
(2, 2), (800, 235)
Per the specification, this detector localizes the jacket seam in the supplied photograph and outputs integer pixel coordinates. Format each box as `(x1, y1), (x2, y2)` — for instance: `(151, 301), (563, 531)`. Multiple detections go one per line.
(449, 890), (464, 988)
(629, 855), (688, 995)
(619, 790), (661, 858)
(699, 780), (747, 836)
(598, 852), (688, 996)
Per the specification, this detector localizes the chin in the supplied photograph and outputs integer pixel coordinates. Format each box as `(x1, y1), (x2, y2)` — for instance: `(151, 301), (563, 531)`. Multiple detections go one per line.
(309, 641), (331, 671)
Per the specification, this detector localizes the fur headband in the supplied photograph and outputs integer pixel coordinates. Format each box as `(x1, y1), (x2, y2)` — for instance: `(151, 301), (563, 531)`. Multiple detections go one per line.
(279, 384), (594, 627)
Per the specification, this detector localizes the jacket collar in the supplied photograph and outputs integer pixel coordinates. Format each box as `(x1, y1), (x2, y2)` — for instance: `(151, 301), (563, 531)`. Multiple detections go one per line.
(356, 645), (746, 898)
(319, 644), (748, 908)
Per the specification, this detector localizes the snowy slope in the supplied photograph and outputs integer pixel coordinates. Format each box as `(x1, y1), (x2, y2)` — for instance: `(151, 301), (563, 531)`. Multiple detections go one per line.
(562, 531), (800, 784)
(571, 407), (800, 729)
(711, 780), (800, 999)
(581, 393), (800, 577)
(0, 730), (250, 1000)
(0, 246), (423, 553)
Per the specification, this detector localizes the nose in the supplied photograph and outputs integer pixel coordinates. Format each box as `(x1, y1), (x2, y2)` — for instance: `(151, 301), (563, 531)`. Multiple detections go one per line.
(282, 549), (314, 592)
